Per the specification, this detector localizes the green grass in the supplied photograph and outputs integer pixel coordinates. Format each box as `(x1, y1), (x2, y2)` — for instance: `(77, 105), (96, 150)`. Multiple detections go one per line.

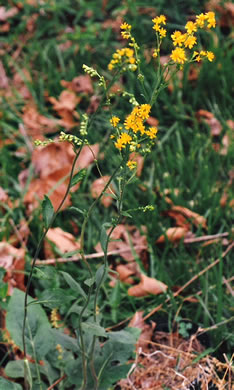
(0, 0), (233, 388)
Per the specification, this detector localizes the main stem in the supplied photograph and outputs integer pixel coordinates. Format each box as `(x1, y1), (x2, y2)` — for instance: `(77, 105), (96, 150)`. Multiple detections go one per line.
(90, 158), (128, 390)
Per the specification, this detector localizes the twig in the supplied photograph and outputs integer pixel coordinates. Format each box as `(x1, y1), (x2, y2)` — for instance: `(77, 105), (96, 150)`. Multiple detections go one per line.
(184, 232), (229, 244)
(35, 245), (147, 265)
(47, 374), (66, 390)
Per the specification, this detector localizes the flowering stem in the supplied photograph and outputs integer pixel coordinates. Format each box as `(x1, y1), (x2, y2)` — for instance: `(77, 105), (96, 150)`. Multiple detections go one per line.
(78, 160), (123, 390)
(89, 154), (128, 390)
(22, 145), (84, 388)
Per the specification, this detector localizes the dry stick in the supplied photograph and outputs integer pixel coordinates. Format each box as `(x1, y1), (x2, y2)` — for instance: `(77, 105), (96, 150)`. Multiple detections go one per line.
(143, 241), (234, 321)
(47, 374), (67, 390)
(183, 232), (229, 244)
(35, 245), (147, 265)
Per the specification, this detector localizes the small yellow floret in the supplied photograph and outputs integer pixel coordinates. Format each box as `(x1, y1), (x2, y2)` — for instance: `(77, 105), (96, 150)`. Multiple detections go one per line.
(127, 160), (137, 170)
(171, 47), (187, 64)
(185, 21), (197, 34)
(145, 127), (158, 139)
(115, 133), (132, 150)
(120, 22), (132, 30)
(196, 13), (206, 28)
(110, 116), (120, 127)
(184, 35), (197, 49)
(171, 31), (186, 47)
(205, 12), (216, 28)
(206, 51), (215, 62)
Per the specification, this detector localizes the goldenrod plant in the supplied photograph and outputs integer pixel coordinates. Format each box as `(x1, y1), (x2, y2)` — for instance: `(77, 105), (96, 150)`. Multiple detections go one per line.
(18, 11), (216, 390)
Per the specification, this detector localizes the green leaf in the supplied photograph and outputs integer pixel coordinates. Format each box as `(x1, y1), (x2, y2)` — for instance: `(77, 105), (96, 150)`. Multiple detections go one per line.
(52, 329), (79, 352)
(6, 289), (54, 359)
(42, 195), (54, 229)
(84, 277), (95, 287)
(108, 328), (141, 344)
(0, 377), (23, 390)
(121, 211), (132, 218)
(81, 322), (107, 337)
(70, 169), (86, 187)
(69, 206), (85, 215)
(60, 271), (87, 299)
(5, 360), (35, 379)
(95, 265), (106, 287)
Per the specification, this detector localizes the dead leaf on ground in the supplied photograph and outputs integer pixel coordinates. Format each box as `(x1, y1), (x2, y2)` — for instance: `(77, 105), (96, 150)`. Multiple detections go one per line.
(24, 142), (99, 211)
(0, 243), (25, 295)
(0, 60), (8, 88)
(0, 6), (19, 22)
(90, 175), (115, 207)
(128, 311), (156, 350)
(49, 90), (80, 128)
(163, 210), (191, 230)
(61, 75), (93, 95)
(44, 227), (80, 258)
(196, 109), (222, 136)
(22, 103), (58, 139)
(146, 116), (159, 127)
(128, 274), (167, 297)
(156, 227), (189, 244)
(171, 205), (207, 229)
(95, 224), (148, 263)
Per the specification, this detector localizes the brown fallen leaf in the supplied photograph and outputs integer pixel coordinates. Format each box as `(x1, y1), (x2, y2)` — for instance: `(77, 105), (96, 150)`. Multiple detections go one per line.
(24, 143), (99, 211)
(95, 224), (148, 262)
(156, 227), (189, 244)
(22, 103), (58, 139)
(171, 205), (207, 229)
(44, 227), (80, 258)
(61, 75), (93, 95)
(196, 109), (222, 136)
(0, 6), (18, 22)
(0, 60), (8, 88)
(90, 175), (115, 207)
(128, 274), (167, 297)
(49, 90), (80, 128)
(0, 243), (25, 295)
(128, 311), (156, 350)
(163, 210), (191, 229)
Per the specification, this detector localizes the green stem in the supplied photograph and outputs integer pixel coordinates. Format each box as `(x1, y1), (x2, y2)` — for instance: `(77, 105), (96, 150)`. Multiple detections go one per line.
(22, 145), (83, 387)
(89, 156), (128, 390)
(78, 161), (122, 390)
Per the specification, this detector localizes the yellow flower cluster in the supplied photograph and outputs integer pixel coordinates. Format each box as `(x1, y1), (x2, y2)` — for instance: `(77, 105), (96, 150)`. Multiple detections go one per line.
(110, 104), (158, 169)
(170, 11), (216, 64)
(120, 22), (132, 39)
(152, 15), (167, 39)
(108, 47), (136, 71)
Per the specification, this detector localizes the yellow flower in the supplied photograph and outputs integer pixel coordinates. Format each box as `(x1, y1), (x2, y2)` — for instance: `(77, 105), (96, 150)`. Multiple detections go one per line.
(185, 21), (197, 34)
(152, 15), (166, 25)
(120, 22), (132, 30)
(145, 127), (158, 139)
(127, 160), (137, 170)
(206, 51), (215, 62)
(159, 28), (167, 38)
(121, 31), (131, 39)
(171, 47), (187, 64)
(184, 35), (197, 49)
(196, 13), (206, 28)
(171, 31), (186, 47)
(110, 116), (120, 127)
(115, 133), (132, 150)
(137, 104), (151, 120)
(205, 12), (216, 28)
